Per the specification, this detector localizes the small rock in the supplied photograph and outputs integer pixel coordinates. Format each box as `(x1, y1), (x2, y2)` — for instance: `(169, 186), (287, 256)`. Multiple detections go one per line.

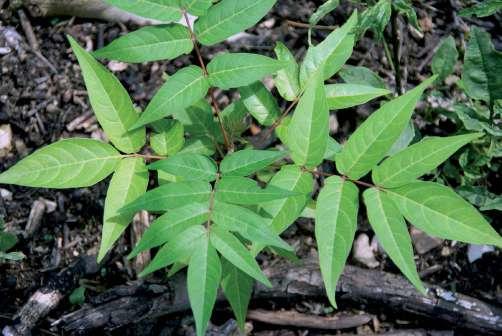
(441, 246), (451, 257)
(262, 76), (275, 90)
(226, 32), (255, 43)
(107, 60), (128, 72)
(445, 75), (460, 87)
(40, 198), (57, 213)
(419, 16), (433, 32)
(260, 18), (276, 29)
(14, 138), (29, 157)
(0, 47), (11, 55)
(329, 114), (339, 133)
(178, 13), (197, 28)
(467, 244), (495, 263)
(353, 233), (380, 268)
(0, 26), (23, 52)
(91, 129), (107, 142)
(0, 124), (12, 157)
(46, 103), (59, 113)
(0, 188), (12, 201)
(411, 228), (443, 254)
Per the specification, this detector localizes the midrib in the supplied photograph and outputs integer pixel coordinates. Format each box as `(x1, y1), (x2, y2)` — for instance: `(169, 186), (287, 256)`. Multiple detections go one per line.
(343, 98), (414, 175)
(374, 191), (412, 275)
(199, 0), (264, 39)
(378, 141), (458, 185)
(88, 56), (136, 148)
(387, 189), (488, 238)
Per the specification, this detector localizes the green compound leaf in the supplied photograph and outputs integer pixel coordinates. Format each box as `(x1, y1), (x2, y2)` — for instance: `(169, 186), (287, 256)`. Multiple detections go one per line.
(181, 0), (213, 16)
(99, 158), (148, 262)
(180, 138), (216, 156)
(387, 181), (502, 247)
(358, 0), (391, 39)
(212, 201), (292, 251)
(275, 114), (291, 145)
(363, 188), (426, 294)
(288, 70), (329, 167)
(94, 24), (193, 63)
(150, 119), (185, 156)
(207, 53), (286, 89)
(68, 36), (146, 153)
(132, 66), (209, 128)
(462, 27), (502, 107)
(221, 100), (250, 138)
(140, 225), (206, 277)
(315, 176), (359, 308)
(324, 136), (343, 161)
(215, 176), (297, 205)
(387, 121), (416, 156)
(372, 133), (483, 188)
(120, 180), (211, 213)
(431, 36), (458, 82)
(335, 77), (435, 179)
(129, 202), (209, 258)
(309, 0), (339, 25)
(174, 100), (221, 142)
(239, 81), (280, 126)
(221, 258), (253, 331)
(104, 0), (182, 22)
(149, 153), (218, 182)
(325, 83), (390, 109)
(274, 42), (301, 101)
(0, 251), (25, 261)
(209, 225), (272, 287)
(259, 165), (314, 234)
(0, 226), (17, 252)
(339, 65), (387, 89)
(460, 0), (502, 17)
(187, 235), (221, 336)
(299, 11), (357, 87)
(194, 0), (277, 46)
(220, 149), (287, 176)
(481, 198), (502, 211)
(69, 286), (86, 305)
(393, 0), (419, 29)
(0, 139), (121, 188)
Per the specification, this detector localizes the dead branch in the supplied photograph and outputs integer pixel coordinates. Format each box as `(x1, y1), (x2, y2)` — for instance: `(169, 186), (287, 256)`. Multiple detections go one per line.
(21, 0), (162, 25)
(52, 261), (502, 334)
(247, 309), (373, 330)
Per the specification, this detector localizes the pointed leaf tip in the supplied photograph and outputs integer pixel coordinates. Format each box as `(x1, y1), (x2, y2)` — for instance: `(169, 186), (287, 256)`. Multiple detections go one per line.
(315, 176), (359, 308)
(336, 76), (436, 179)
(68, 34), (146, 153)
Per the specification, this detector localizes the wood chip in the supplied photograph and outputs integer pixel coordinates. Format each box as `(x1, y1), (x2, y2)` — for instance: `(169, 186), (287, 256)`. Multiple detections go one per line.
(353, 233), (379, 268)
(247, 309), (372, 330)
(411, 228), (443, 254)
(131, 211), (151, 275)
(25, 199), (46, 238)
(0, 124), (13, 157)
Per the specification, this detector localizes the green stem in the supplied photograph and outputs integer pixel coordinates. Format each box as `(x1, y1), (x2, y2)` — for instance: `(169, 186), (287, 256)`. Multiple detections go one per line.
(125, 153), (166, 161)
(390, 8), (403, 95)
(182, 10), (233, 153)
(206, 173), (220, 230)
(383, 39), (395, 73)
(302, 168), (381, 189)
(261, 97), (300, 139)
(286, 20), (338, 31)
